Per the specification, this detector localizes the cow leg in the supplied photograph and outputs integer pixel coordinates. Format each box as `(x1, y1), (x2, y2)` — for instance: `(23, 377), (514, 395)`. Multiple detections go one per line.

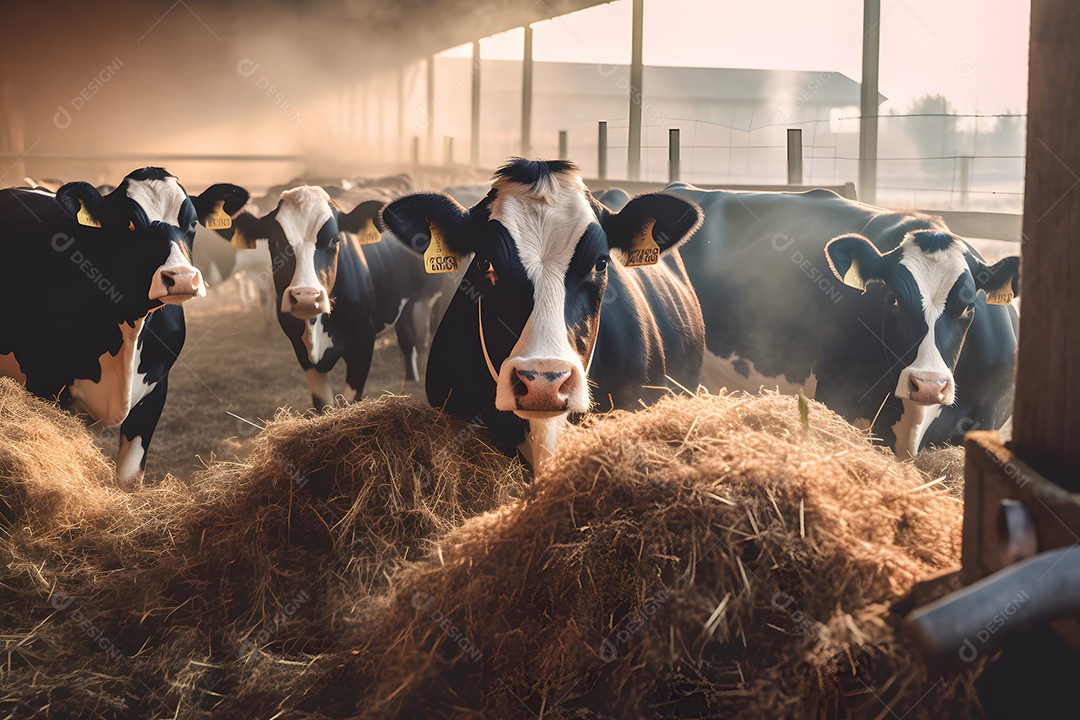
(117, 375), (169, 492)
(396, 298), (429, 383)
(305, 368), (334, 411)
(343, 331), (376, 403)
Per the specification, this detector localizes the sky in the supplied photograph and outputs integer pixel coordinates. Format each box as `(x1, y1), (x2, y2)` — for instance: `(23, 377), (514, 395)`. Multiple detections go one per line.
(443, 0), (1030, 116)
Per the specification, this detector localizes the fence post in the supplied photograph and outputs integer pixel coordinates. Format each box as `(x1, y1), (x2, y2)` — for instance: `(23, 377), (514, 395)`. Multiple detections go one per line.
(412, 136), (420, 167)
(959, 156), (972, 210)
(559, 130), (568, 160)
(668, 128), (680, 183)
(598, 122), (608, 180)
(787, 128), (803, 185)
(445, 136), (454, 165)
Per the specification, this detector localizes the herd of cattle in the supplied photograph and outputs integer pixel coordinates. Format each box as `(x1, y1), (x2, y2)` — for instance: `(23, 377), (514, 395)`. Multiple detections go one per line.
(0, 158), (1020, 486)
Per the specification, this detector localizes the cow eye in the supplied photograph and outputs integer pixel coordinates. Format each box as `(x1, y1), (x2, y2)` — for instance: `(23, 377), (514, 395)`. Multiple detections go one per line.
(478, 259), (491, 272)
(595, 258), (608, 273)
(329, 235), (341, 246)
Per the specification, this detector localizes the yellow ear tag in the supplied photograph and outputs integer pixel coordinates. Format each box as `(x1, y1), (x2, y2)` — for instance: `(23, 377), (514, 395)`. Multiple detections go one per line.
(424, 224), (460, 274)
(204, 199), (233, 230)
(357, 218), (381, 245)
(842, 261), (867, 291)
(625, 218), (660, 267)
(231, 226), (256, 250)
(986, 287), (1014, 305)
(77, 199), (101, 228)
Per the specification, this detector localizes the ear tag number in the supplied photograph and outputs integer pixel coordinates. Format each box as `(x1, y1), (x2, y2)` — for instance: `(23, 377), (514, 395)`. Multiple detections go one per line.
(625, 218), (660, 267)
(205, 199), (233, 230)
(357, 218), (381, 245)
(986, 287), (1014, 305)
(77, 200), (101, 228)
(424, 224), (460, 274)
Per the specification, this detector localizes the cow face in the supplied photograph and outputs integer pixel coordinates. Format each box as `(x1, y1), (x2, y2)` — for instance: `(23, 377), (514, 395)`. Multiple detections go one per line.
(226, 186), (380, 321)
(381, 159), (702, 425)
(54, 168), (248, 306)
(826, 230), (1019, 407)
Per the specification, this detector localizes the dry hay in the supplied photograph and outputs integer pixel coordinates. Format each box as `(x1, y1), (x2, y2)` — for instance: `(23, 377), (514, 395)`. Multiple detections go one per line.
(912, 445), (967, 497)
(0, 382), (979, 719)
(0, 382), (525, 718)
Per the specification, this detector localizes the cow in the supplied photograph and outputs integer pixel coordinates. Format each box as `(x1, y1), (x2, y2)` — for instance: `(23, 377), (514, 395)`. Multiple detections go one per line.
(380, 158), (706, 470)
(0, 168), (249, 489)
(665, 185), (1020, 457)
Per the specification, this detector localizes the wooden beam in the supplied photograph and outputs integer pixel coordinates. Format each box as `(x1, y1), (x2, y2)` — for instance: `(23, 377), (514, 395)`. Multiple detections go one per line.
(521, 24), (534, 158)
(627, 0), (644, 181)
(858, 0), (880, 204)
(1011, 0), (1080, 471)
(471, 40), (481, 166)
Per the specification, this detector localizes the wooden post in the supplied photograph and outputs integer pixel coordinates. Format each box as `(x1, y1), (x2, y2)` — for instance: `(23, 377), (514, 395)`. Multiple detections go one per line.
(397, 65), (405, 162)
(559, 130), (568, 160)
(471, 40), (481, 167)
(668, 128), (680, 183)
(426, 55), (436, 163)
(521, 24), (534, 158)
(959, 156), (972, 211)
(1010, 0), (1080, 471)
(445, 136), (454, 165)
(787, 128), (803, 185)
(598, 121), (608, 180)
(412, 136), (420, 167)
(628, 0), (644, 181)
(858, 0), (881, 204)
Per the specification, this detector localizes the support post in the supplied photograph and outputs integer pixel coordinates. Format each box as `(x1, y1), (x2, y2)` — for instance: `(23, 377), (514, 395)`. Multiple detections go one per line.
(521, 24), (534, 158)
(426, 55), (436, 163)
(598, 121), (608, 180)
(858, 0), (881, 204)
(628, 0), (644, 181)
(471, 40), (481, 166)
(787, 128), (803, 185)
(1011, 0), (1080, 471)
(445, 136), (454, 165)
(559, 130), (568, 160)
(668, 128), (680, 183)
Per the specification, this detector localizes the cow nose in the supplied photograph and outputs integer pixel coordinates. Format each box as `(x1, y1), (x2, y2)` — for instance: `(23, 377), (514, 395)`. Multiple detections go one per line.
(908, 372), (952, 404)
(150, 265), (204, 302)
(284, 287), (327, 317)
(510, 362), (578, 412)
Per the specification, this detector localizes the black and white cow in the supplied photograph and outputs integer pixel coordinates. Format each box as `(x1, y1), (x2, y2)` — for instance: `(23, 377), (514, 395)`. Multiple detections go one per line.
(0, 168), (249, 488)
(381, 159), (705, 469)
(666, 185), (1020, 456)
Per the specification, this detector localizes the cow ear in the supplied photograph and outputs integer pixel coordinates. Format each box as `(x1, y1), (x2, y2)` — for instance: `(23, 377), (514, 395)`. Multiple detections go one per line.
(826, 234), (886, 291)
(218, 210), (271, 250)
(192, 183), (250, 231)
(969, 254), (1020, 305)
(602, 192), (703, 268)
(55, 181), (105, 228)
(381, 192), (471, 256)
(338, 200), (385, 245)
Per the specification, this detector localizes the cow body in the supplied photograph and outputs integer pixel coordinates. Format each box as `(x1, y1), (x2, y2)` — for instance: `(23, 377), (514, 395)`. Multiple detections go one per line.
(667, 185), (1020, 455)
(382, 159), (705, 469)
(0, 168), (248, 488)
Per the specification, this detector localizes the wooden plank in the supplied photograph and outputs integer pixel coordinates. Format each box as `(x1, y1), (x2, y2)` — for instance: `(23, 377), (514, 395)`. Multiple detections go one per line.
(1012, 0), (1080, 469)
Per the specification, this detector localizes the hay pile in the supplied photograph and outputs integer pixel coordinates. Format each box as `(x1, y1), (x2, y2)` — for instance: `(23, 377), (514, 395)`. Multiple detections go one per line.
(0, 380), (526, 718)
(0, 380), (979, 719)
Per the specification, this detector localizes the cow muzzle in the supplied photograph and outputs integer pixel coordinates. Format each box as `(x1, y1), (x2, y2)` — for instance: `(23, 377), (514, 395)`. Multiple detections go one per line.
(149, 264), (205, 304)
(283, 286), (329, 319)
(498, 357), (587, 417)
(898, 369), (955, 406)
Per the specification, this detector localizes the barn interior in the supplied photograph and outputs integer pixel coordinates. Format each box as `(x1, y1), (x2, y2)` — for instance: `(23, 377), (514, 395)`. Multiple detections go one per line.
(1, 1), (1078, 718)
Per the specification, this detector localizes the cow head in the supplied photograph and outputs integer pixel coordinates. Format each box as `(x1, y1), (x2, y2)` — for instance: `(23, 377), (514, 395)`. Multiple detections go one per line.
(381, 159), (701, 466)
(226, 186), (382, 320)
(826, 229), (1019, 415)
(54, 168), (248, 306)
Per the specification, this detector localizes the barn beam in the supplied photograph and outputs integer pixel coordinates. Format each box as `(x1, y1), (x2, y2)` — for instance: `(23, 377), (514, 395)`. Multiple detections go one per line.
(521, 24), (534, 158)
(858, 0), (880, 204)
(627, 0), (644, 181)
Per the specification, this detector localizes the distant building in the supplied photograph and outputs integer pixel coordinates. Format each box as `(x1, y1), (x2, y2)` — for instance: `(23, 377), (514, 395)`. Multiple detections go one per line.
(429, 58), (886, 182)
